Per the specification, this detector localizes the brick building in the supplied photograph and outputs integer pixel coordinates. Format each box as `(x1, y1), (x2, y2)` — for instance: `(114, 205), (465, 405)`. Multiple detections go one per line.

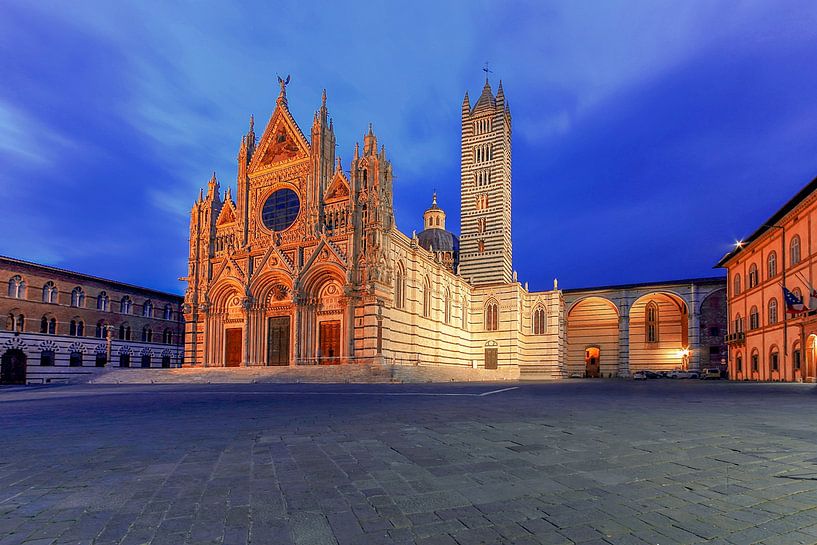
(1, 256), (184, 384)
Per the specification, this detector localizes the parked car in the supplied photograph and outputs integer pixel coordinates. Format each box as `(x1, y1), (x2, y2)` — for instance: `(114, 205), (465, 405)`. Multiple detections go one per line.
(700, 368), (721, 380)
(669, 370), (700, 379)
(633, 370), (661, 380)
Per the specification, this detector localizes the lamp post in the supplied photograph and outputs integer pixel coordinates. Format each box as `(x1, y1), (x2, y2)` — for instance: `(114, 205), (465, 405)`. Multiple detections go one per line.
(105, 324), (116, 366)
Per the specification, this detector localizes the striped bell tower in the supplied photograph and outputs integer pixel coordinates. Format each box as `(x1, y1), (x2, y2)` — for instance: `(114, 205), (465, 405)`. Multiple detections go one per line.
(459, 78), (512, 285)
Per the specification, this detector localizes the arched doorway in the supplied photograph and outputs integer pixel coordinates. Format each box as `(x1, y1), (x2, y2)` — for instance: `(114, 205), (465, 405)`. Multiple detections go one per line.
(566, 297), (619, 377)
(1, 349), (27, 384)
(585, 346), (601, 378)
(807, 334), (817, 382)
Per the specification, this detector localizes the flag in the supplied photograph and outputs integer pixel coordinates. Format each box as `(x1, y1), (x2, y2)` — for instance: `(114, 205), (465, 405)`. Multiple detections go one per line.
(783, 286), (806, 314)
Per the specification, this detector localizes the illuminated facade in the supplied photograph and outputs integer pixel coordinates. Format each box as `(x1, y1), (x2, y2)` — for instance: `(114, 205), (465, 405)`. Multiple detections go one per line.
(717, 177), (817, 382)
(184, 79), (724, 377)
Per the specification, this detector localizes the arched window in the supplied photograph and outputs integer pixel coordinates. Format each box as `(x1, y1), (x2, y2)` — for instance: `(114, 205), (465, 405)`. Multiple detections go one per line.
(734, 313), (744, 333)
(40, 350), (55, 367)
(733, 273), (741, 295)
(142, 326), (153, 343)
(70, 320), (77, 336)
(422, 278), (431, 318)
(461, 297), (468, 330)
(142, 300), (153, 318)
(749, 306), (759, 330)
(484, 300), (498, 331)
(5, 313), (13, 331)
(71, 287), (85, 308)
(748, 264), (758, 288)
(163, 303), (173, 320)
(793, 342), (802, 371)
(42, 281), (57, 303)
(96, 320), (106, 338)
(119, 323), (131, 341)
(41, 316), (56, 335)
(751, 349), (759, 372)
(645, 301), (659, 343)
(8, 314), (24, 333)
(7, 275), (25, 299)
(768, 298), (778, 325)
(767, 252), (777, 279)
(444, 288), (451, 324)
(163, 328), (173, 344)
(120, 296), (132, 314)
(735, 353), (743, 372)
(769, 346), (780, 372)
(394, 263), (405, 309)
(97, 291), (109, 311)
(791, 235), (801, 266)
(532, 305), (546, 335)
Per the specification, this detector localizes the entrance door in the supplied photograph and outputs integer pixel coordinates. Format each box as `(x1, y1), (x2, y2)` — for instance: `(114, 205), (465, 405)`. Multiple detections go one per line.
(267, 317), (290, 366)
(1, 349), (26, 384)
(225, 328), (242, 367)
(485, 347), (498, 370)
(319, 320), (341, 364)
(585, 347), (600, 378)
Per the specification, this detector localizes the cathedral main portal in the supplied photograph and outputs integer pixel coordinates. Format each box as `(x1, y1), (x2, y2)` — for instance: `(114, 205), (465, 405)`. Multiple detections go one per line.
(225, 328), (242, 367)
(267, 317), (290, 366)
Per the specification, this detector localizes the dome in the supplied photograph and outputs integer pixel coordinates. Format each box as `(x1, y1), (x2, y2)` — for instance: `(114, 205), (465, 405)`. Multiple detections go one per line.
(417, 228), (459, 253)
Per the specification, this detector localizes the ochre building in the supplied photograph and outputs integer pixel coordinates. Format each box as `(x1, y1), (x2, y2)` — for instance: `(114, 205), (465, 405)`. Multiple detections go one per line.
(718, 177), (817, 382)
(184, 79), (724, 378)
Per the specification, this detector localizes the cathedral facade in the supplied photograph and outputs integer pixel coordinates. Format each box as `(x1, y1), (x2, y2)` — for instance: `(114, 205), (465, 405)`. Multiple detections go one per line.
(183, 78), (723, 378)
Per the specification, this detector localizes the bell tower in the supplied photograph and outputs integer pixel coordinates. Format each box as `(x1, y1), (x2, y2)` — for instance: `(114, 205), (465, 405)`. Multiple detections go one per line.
(459, 78), (512, 285)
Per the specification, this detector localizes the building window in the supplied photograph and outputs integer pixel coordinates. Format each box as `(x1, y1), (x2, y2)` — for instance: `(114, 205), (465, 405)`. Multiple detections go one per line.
(422, 278), (431, 318)
(733, 274), (741, 295)
(6, 313), (24, 333)
(485, 300), (498, 331)
(768, 298), (778, 325)
(163, 328), (173, 344)
(96, 353), (107, 367)
(71, 287), (85, 308)
(96, 320), (106, 338)
(791, 235), (801, 266)
(40, 350), (55, 366)
(461, 298), (468, 330)
(749, 306), (759, 330)
(645, 301), (659, 343)
(767, 252), (777, 278)
(770, 348), (779, 372)
(7, 275), (25, 299)
(734, 314), (744, 333)
(142, 326), (153, 343)
(394, 263), (405, 309)
(69, 319), (84, 337)
(141, 354), (151, 368)
(97, 291), (109, 311)
(42, 281), (57, 303)
(532, 305), (546, 335)
(120, 296), (132, 314)
(751, 351), (759, 372)
(143, 300), (153, 318)
(119, 353), (130, 367)
(163, 304), (173, 320)
(119, 323), (131, 341)
(736, 354), (743, 372)
(69, 351), (83, 367)
(40, 316), (56, 335)
(748, 264), (758, 289)
(444, 288), (451, 324)
(794, 347), (802, 370)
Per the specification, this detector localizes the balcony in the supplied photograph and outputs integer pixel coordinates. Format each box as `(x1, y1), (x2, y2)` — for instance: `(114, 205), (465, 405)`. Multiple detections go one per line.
(725, 332), (745, 345)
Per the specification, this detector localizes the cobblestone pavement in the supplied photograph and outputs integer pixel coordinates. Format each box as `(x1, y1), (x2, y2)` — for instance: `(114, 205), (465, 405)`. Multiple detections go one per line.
(1, 381), (817, 545)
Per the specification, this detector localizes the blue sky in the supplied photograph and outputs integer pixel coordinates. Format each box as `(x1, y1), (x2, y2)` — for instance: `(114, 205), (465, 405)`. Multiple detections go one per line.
(2, 1), (817, 293)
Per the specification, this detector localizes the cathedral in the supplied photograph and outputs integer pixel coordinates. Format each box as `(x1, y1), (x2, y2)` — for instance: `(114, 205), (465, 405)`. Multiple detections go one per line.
(183, 77), (725, 379)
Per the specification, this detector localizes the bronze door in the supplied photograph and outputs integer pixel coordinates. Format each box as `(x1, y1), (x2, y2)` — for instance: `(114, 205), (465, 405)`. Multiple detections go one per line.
(485, 347), (498, 370)
(1, 349), (26, 384)
(225, 328), (242, 367)
(319, 321), (341, 364)
(267, 317), (290, 366)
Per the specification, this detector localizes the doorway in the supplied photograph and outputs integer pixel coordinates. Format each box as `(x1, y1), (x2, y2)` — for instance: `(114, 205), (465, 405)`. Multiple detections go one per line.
(1, 349), (26, 384)
(485, 346), (498, 370)
(267, 317), (290, 366)
(585, 346), (600, 378)
(319, 320), (341, 364)
(225, 328), (242, 367)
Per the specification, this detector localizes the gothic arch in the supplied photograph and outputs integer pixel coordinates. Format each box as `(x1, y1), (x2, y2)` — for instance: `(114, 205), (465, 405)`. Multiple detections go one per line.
(566, 297), (619, 377)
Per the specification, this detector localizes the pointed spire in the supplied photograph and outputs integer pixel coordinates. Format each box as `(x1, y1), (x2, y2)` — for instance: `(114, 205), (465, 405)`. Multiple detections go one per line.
(496, 79), (504, 98)
(336, 156), (342, 172)
(329, 118), (334, 132)
(225, 187), (232, 203)
(432, 191), (438, 206)
(276, 74), (290, 107)
(321, 88), (327, 108)
(198, 188), (204, 203)
(353, 142), (360, 160)
(249, 114), (254, 134)
(367, 122), (373, 136)
(380, 144), (386, 160)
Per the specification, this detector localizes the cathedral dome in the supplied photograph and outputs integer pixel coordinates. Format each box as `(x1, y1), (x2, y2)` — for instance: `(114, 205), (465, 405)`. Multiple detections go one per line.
(417, 193), (460, 271)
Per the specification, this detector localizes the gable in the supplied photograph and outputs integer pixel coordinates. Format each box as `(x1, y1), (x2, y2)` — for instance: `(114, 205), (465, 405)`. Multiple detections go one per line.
(249, 105), (310, 173)
(216, 203), (236, 227)
(325, 171), (350, 202)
